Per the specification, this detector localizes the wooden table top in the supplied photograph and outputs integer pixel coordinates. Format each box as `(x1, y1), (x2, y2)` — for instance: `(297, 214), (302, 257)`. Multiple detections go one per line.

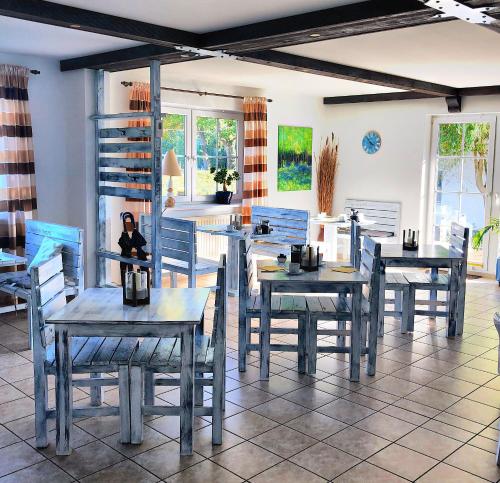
(257, 260), (368, 285)
(47, 288), (210, 325)
(380, 244), (463, 261)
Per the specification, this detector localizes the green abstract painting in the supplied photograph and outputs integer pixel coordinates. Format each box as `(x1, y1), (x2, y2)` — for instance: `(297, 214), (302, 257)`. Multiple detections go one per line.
(277, 125), (313, 192)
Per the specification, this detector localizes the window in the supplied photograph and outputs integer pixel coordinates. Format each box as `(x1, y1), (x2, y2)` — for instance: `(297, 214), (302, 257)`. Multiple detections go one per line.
(161, 107), (243, 203)
(428, 115), (496, 270)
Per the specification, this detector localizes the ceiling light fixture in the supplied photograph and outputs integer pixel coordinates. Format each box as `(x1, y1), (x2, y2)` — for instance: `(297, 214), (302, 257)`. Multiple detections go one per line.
(418, 0), (496, 24)
(309, 33), (321, 38)
(69, 24), (81, 28)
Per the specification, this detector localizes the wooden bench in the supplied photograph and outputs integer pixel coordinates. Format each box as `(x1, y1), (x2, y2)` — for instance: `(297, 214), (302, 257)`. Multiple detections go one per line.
(250, 206), (309, 256)
(0, 220), (84, 344)
(30, 255), (137, 448)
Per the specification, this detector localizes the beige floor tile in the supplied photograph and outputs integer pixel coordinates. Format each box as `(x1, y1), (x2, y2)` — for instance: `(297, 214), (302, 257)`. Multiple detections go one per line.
(251, 425), (316, 458)
(282, 386), (338, 409)
(325, 426), (390, 458)
(416, 462), (488, 483)
(0, 426), (19, 449)
(426, 374), (480, 397)
(446, 398), (500, 425)
(52, 440), (124, 479)
(397, 427), (462, 459)
(0, 441), (45, 478)
(80, 459), (159, 482)
(166, 459), (242, 483)
(354, 412), (416, 441)
(132, 441), (204, 480)
(342, 392), (388, 411)
(250, 461), (326, 483)
(191, 426), (244, 458)
(211, 441), (282, 480)
(290, 442), (360, 480)
(368, 443), (438, 480)
(422, 419), (475, 443)
(446, 366), (496, 385)
(468, 434), (499, 454)
(102, 426), (170, 457)
(0, 460), (72, 483)
(333, 461), (407, 482)
(466, 386), (500, 408)
(406, 386), (461, 410)
(317, 398), (375, 425)
(445, 444), (500, 482)
(145, 415), (210, 439)
(391, 365), (440, 385)
(369, 375), (422, 397)
(223, 410), (278, 439)
(250, 374), (303, 396)
(380, 405), (429, 425)
(252, 397), (310, 423)
(0, 397), (34, 424)
(286, 411), (347, 439)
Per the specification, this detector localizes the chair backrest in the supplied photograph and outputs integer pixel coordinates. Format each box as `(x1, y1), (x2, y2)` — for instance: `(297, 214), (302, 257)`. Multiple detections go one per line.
(251, 206), (309, 244)
(450, 223), (469, 261)
(239, 237), (254, 303)
(359, 236), (381, 310)
(140, 214), (197, 268)
(25, 220), (84, 294)
(350, 220), (361, 269)
(30, 254), (67, 352)
(345, 199), (401, 241)
(211, 254), (227, 349)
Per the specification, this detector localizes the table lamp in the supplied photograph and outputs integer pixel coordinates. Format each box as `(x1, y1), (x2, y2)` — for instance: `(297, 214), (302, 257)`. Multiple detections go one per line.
(163, 149), (182, 208)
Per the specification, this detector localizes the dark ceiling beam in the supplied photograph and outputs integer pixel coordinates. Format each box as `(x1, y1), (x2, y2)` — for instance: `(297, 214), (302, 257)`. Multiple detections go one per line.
(60, 45), (202, 72)
(0, 0), (199, 48)
(323, 85), (500, 104)
(240, 51), (457, 96)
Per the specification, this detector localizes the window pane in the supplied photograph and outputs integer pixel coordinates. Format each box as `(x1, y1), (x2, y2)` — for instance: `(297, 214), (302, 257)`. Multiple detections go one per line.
(433, 192), (459, 244)
(162, 113), (186, 196)
(461, 194), (486, 268)
(197, 117), (217, 157)
(217, 119), (237, 157)
(196, 156), (216, 196)
(464, 122), (489, 156)
(462, 158), (486, 194)
(438, 123), (463, 156)
(436, 158), (461, 192)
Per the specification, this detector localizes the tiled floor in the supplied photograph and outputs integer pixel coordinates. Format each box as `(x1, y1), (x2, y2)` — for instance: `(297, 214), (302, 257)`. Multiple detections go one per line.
(0, 276), (499, 482)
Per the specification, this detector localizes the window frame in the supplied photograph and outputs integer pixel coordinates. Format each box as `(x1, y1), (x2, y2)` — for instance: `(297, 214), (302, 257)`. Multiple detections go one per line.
(161, 104), (244, 204)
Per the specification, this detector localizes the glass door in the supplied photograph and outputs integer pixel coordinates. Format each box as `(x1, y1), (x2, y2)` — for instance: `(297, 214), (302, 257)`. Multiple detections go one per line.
(429, 115), (496, 270)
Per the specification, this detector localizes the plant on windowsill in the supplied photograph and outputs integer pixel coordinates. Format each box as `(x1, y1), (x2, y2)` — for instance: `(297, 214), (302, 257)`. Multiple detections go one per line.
(472, 218), (500, 250)
(210, 167), (240, 204)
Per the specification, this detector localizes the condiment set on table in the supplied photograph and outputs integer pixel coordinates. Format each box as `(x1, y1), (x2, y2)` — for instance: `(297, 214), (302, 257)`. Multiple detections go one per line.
(226, 214), (243, 232)
(254, 219), (273, 235)
(402, 229), (419, 251)
(283, 244), (322, 274)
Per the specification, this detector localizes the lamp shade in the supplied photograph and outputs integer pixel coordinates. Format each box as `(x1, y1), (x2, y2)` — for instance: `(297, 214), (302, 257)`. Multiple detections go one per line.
(162, 149), (182, 176)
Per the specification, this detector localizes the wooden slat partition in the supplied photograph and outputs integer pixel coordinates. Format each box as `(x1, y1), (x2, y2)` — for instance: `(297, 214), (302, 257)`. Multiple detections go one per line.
(99, 127), (152, 138)
(99, 158), (152, 169)
(99, 172), (152, 184)
(99, 186), (152, 200)
(99, 142), (152, 154)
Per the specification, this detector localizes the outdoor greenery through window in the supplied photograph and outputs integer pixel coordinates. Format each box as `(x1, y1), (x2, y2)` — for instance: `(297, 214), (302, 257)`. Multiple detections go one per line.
(432, 118), (495, 269)
(161, 108), (243, 203)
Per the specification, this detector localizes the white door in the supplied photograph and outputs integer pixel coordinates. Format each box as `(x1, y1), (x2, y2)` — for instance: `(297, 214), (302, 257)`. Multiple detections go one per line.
(428, 115), (496, 271)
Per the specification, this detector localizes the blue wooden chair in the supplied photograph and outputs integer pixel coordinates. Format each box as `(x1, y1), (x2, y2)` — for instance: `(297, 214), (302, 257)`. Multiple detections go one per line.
(30, 254), (137, 448)
(238, 237), (308, 373)
(405, 223), (468, 334)
(306, 236), (381, 380)
(250, 206), (310, 256)
(129, 254), (227, 445)
(140, 214), (218, 287)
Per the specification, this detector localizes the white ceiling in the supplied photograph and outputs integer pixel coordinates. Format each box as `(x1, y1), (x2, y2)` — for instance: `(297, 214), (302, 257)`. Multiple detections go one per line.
(279, 20), (500, 88)
(48, 0), (362, 32)
(0, 16), (141, 58)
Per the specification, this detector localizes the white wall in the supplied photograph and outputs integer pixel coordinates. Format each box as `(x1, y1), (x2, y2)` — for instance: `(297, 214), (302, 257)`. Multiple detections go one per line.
(0, 53), (96, 284)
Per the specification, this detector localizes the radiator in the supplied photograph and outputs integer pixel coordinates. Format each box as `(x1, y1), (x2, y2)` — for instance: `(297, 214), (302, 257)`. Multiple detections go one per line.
(187, 214), (231, 261)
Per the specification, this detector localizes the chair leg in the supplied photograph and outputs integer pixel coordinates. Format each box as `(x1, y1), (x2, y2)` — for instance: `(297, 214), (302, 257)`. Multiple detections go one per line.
(144, 370), (154, 405)
(34, 369), (48, 448)
(394, 290), (402, 321)
(408, 285), (416, 332)
(401, 286), (410, 333)
(238, 313), (247, 372)
(429, 268), (438, 320)
(212, 365), (223, 445)
(361, 317), (367, 348)
(245, 316), (252, 354)
(297, 315), (307, 374)
(307, 315), (318, 375)
(195, 376), (204, 406)
(130, 365), (143, 444)
(170, 271), (177, 288)
(90, 373), (103, 406)
(338, 320), (346, 347)
(118, 366), (131, 444)
(188, 272), (196, 288)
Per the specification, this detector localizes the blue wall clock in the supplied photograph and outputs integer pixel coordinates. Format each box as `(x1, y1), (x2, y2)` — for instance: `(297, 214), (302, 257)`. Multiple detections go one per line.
(362, 131), (381, 154)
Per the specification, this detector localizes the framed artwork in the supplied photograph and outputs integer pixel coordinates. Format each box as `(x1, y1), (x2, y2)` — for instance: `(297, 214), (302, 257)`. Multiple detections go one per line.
(277, 125), (313, 192)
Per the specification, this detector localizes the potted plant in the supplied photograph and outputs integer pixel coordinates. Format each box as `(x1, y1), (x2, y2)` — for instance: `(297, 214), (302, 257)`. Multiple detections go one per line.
(472, 218), (500, 249)
(210, 166), (240, 204)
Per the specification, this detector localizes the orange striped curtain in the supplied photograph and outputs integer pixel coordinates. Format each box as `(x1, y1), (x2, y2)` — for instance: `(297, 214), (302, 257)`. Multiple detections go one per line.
(126, 82), (151, 219)
(0, 64), (36, 252)
(242, 97), (268, 224)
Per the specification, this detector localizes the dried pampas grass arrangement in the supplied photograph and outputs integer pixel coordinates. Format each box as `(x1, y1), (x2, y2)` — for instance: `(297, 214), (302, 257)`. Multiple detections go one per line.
(316, 133), (339, 216)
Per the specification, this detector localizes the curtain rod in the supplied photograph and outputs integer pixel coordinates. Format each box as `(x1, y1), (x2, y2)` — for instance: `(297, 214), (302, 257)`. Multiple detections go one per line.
(120, 81), (272, 102)
(30, 70), (40, 75)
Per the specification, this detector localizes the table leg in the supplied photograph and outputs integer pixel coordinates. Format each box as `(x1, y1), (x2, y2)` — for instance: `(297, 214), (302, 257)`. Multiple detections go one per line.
(447, 260), (460, 337)
(227, 236), (239, 297)
(260, 281), (271, 380)
(429, 267), (438, 320)
(456, 259), (466, 336)
(55, 327), (72, 455)
(350, 285), (362, 382)
(377, 262), (386, 337)
(180, 326), (195, 455)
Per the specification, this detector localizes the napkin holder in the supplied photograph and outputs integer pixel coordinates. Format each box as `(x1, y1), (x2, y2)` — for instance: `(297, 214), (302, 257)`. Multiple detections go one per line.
(402, 229), (419, 251)
(122, 266), (150, 306)
(301, 245), (320, 272)
(291, 244), (304, 264)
